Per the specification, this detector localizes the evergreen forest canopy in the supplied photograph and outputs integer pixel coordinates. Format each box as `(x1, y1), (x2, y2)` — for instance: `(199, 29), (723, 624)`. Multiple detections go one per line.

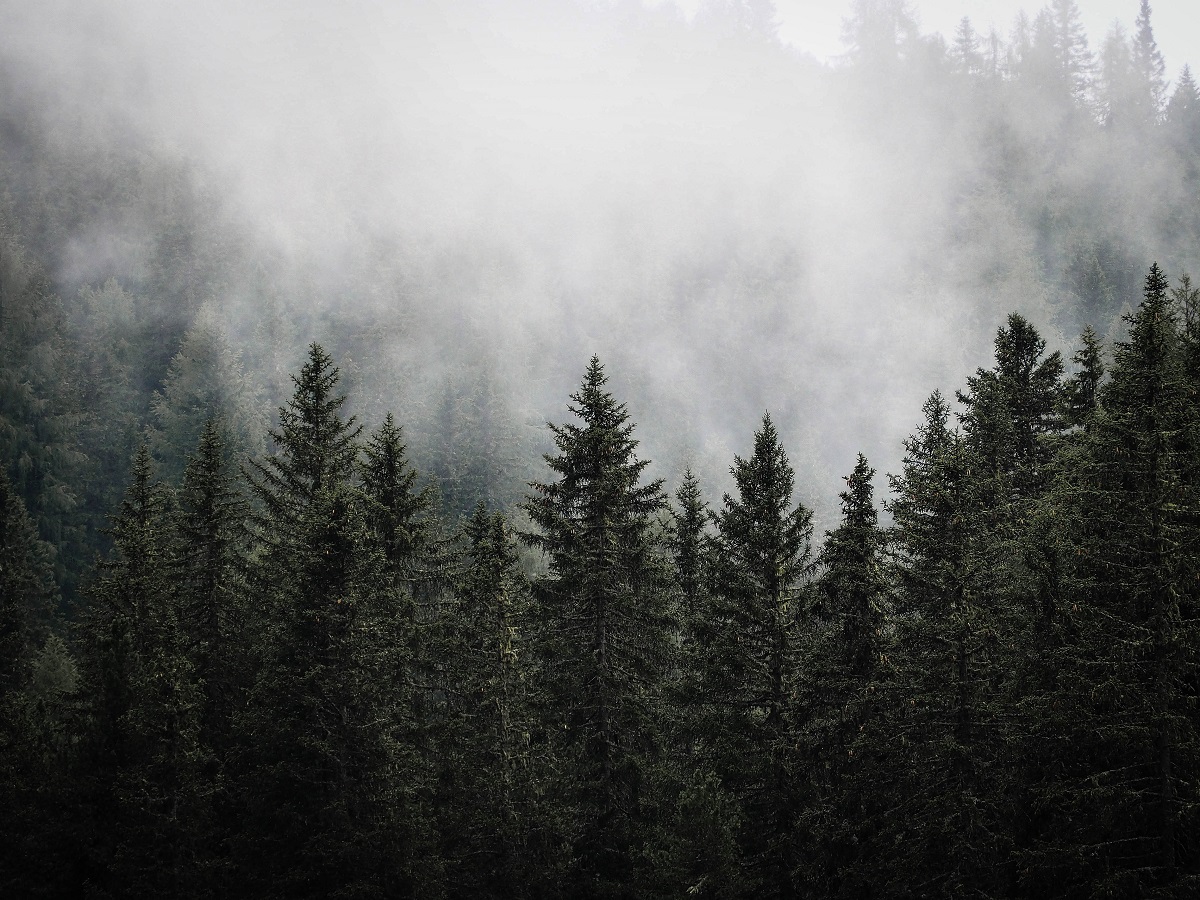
(4, 0), (1200, 896)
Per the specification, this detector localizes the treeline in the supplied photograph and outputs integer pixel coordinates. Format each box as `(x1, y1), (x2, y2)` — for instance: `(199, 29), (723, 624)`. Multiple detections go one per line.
(3, 262), (1200, 897)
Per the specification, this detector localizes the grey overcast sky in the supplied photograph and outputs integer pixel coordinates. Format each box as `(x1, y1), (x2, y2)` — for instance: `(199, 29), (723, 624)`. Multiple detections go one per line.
(672, 1), (1199, 81)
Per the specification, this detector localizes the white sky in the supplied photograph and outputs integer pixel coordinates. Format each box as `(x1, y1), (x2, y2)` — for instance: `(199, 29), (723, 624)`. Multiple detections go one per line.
(674, 1), (1200, 81)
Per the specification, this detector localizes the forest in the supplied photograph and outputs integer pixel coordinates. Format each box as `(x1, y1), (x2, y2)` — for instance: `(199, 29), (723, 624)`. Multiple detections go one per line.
(3, 0), (1200, 897)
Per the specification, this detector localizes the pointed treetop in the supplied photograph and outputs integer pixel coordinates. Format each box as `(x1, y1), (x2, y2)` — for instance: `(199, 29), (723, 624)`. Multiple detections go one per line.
(952, 17), (982, 75)
(838, 453), (878, 531)
(1133, 0), (1167, 111)
(731, 412), (794, 507)
(1061, 325), (1106, 428)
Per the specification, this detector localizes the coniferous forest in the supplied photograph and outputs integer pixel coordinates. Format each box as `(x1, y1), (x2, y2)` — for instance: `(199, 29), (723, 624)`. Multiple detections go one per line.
(5, 0), (1200, 897)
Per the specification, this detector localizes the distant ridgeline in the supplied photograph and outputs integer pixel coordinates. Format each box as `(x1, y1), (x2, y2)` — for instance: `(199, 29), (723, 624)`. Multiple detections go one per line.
(3, 261), (1200, 896)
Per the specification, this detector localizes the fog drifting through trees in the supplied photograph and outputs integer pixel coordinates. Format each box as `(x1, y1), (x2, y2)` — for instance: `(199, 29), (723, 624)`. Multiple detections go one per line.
(5, 0), (1194, 521)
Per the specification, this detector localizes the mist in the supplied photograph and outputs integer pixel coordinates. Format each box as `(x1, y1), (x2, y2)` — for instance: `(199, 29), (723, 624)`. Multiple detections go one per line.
(1, 0), (1195, 521)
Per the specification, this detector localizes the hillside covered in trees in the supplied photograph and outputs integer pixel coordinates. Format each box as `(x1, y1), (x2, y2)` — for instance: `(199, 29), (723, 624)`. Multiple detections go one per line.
(4, 0), (1200, 897)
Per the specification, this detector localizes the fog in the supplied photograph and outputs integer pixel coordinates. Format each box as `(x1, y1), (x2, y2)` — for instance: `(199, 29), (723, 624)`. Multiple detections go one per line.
(1, 0), (1194, 522)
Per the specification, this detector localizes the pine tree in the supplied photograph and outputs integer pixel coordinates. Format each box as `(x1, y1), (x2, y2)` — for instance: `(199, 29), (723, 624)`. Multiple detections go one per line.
(521, 356), (672, 898)
(698, 413), (813, 899)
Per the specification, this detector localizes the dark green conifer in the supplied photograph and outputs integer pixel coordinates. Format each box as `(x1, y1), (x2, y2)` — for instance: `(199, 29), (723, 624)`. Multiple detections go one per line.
(0, 470), (73, 898)
(958, 313), (1064, 497)
(668, 467), (711, 625)
(1060, 325), (1106, 429)
(437, 504), (533, 896)
(245, 342), (362, 544)
(1031, 263), (1200, 894)
(79, 445), (204, 898)
(522, 356), (672, 898)
(877, 392), (1019, 896)
(699, 413), (813, 899)
(236, 348), (430, 897)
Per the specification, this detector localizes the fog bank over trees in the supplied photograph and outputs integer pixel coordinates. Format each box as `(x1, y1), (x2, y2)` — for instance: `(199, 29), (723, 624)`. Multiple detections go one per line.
(1, 0), (1197, 519)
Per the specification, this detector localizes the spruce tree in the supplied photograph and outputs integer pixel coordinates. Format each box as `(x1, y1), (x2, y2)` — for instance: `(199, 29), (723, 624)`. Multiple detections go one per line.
(698, 413), (813, 899)
(436, 504), (533, 897)
(174, 419), (248, 749)
(877, 392), (1020, 896)
(817, 454), (887, 683)
(1132, 0), (1167, 117)
(78, 445), (204, 898)
(245, 342), (362, 547)
(522, 356), (672, 898)
(148, 305), (266, 485)
(0, 470), (74, 898)
(1166, 65), (1200, 150)
(360, 412), (437, 588)
(1060, 325), (1106, 429)
(668, 467), (711, 626)
(1049, 0), (1093, 104)
(237, 347), (428, 897)
(1029, 263), (1200, 894)
(806, 454), (888, 898)
(958, 313), (1064, 498)
(952, 17), (982, 76)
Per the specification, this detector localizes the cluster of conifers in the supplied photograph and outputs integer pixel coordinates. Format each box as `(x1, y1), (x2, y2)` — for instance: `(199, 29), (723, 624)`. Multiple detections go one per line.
(2, 263), (1198, 899)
